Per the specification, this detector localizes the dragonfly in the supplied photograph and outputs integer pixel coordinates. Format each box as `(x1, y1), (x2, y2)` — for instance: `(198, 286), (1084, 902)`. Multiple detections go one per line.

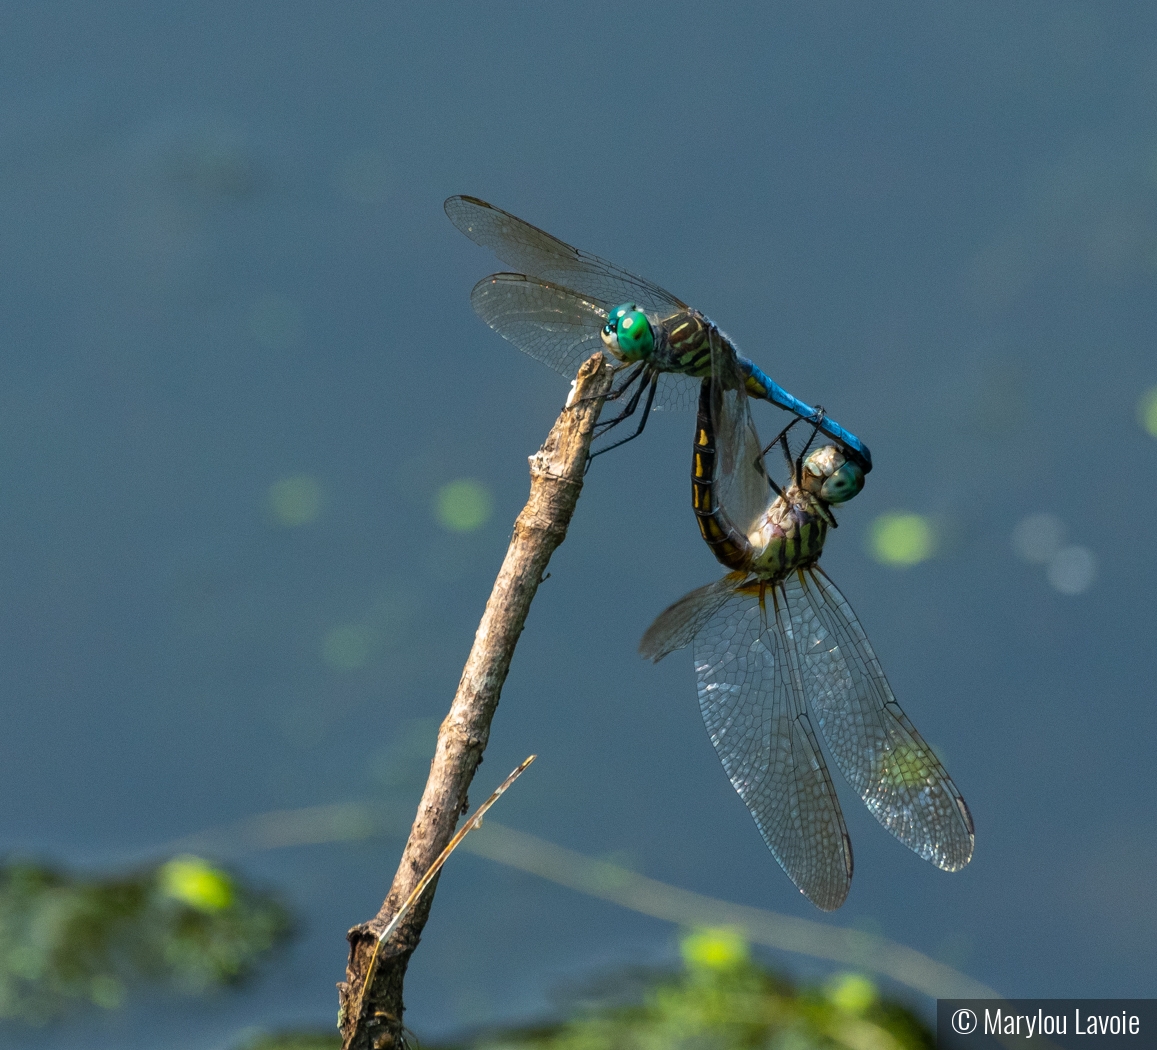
(640, 358), (973, 910)
(444, 195), (872, 470)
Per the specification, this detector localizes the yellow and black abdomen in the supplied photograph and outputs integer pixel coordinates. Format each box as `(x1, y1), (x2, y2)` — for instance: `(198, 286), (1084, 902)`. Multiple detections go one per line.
(691, 376), (831, 583)
(692, 380), (755, 572)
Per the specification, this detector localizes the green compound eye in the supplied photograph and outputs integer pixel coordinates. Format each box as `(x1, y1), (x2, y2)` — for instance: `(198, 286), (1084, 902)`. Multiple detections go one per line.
(613, 308), (654, 360)
(818, 461), (865, 504)
(606, 303), (633, 327)
(601, 303), (655, 361)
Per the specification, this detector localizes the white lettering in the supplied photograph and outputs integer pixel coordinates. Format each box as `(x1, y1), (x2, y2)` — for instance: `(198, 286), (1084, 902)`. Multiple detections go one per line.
(1075, 1010), (1137, 1035)
(975, 1006), (1147, 1039)
(978, 1010), (1083, 1038)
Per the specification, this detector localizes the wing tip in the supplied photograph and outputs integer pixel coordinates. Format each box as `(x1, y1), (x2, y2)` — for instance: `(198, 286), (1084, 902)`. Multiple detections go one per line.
(469, 271), (526, 294)
(637, 635), (667, 663)
(445, 193), (487, 209)
(935, 791), (976, 872)
(803, 879), (851, 912)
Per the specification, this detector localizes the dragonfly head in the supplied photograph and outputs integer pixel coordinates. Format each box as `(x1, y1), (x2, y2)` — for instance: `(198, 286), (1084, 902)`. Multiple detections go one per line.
(801, 446), (865, 504)
(601, 303), (655, 362)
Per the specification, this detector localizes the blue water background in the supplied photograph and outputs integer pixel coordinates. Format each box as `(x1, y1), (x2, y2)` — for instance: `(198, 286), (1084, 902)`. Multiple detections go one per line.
(2, 2), (1156, 1045)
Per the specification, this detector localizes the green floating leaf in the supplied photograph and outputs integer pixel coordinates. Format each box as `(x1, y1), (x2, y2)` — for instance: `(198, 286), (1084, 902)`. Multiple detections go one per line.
(160, 855), (236, 912)
(0, 856), (292, 1024)
(268, 474), (324, 527)
(1138, 385), (1157, 438)
(680, 926), (750, 972)
(435, 479), (493, 533)
(868, 512), (936, 567)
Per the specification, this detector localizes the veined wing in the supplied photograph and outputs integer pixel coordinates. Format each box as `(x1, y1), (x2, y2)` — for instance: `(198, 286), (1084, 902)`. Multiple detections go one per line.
(446, 195), (687, 318)
(708, 330), (773, 536)
(694, 581), (853, 910)
(640, 573), (748, 662)
(649, 371), (703, 414)
(471, 273), (608, 380)
(786, 569), (975, 872)
(471, 273), (701, 411)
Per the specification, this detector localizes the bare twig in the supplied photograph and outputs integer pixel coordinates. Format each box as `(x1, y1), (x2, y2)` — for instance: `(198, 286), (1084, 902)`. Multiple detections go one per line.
(337, 351), (614, 1050)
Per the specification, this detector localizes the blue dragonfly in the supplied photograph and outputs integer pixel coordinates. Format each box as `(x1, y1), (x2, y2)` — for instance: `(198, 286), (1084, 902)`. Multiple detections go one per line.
(640, 356), (973, 910)
(445, 195), (872, 470)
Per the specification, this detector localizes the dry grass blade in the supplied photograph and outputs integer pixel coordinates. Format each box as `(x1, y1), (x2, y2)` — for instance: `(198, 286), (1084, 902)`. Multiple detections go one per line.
(348, 756), (536, 1035)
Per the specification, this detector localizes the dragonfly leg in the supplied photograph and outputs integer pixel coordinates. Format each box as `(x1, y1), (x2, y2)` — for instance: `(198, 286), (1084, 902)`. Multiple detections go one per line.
(763, 417), (802, 461)
(585, 372), (659, 469)
(571, 362), (643, 417)
(768, 422), (799, 480)
(806, 405), (872, 475)
(759, 418), (814, 496)
(763, 413), (816, 454)
(591, 365), (648, 432)
(604, 361), (646, 401)
(793, 407), (825, 484)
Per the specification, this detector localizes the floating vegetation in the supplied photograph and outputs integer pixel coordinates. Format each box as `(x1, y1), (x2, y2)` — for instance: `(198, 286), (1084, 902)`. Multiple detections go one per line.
(456, 928), (932, 1050)
(868, 512), (937, 568)
(1139, 385), (1157, 438)
(435, 479), (494, 533)
(322, 623), (380, 672)
(0, 855), (292, 1023)
(268, 473), (323, 526)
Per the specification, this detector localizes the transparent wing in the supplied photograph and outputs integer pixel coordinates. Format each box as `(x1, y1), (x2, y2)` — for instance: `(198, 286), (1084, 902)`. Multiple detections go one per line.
(708, 331), (773, 535)
(471, 274), (701, 411)
(648, 370), (701, 413)
(447, 195), (687, 317)
(470, 273), (608, 380)
(694, 581), (853, 910)
(639, 573), (748, 662)
(786, 569), (975, 871)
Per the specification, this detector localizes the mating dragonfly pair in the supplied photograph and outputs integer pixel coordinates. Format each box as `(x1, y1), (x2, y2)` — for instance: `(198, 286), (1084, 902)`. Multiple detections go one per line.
(446, 196), (973, 910)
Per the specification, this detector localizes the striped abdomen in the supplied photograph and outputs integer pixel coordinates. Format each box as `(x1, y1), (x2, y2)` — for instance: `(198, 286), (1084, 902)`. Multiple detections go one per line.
(692, 380), (830, 582)
(692, 380), (753, 572)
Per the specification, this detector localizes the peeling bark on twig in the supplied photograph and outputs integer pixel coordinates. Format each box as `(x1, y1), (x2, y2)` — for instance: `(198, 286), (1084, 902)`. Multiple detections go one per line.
(338, 352), (614, 1050)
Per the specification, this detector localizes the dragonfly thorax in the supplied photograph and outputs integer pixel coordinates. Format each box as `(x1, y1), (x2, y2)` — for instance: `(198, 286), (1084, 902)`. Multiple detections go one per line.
(601, 303), (655, 362)
(747, 487), (830, 579)
(656, 309), (721, 379)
